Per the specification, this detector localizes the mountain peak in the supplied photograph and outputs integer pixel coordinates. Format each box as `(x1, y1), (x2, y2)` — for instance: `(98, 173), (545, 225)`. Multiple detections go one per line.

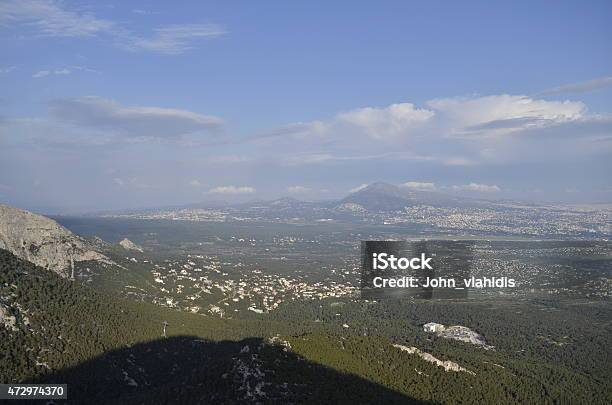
(359, 182), (398, 193)
(341, 182), (482, 211)
(270, 197), (300, 205)
(341, 183), (411, 211)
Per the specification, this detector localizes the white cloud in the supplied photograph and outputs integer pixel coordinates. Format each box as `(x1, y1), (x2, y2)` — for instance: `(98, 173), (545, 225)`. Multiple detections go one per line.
(337, 103), (434, 139)
(278, 151), (479, 167)
(0, 0), (115, 37)
(452, 183), (501, 192)
(260, 95), (589, 172)
(69, 65), (99, 73)
(32, 68), (71, 78)
(209, 185), (255, 194)
(256, 103), (433, 143)
(337, 103), (434, 138)
(49, 96), (222, 139)
(0, 66), (16, 74)
(113, 177), (149, 189)
(428, 95), (584, 137)
(282, 154), (334, 165)
(0, 0), (226, 54)
(123, 24), (226, 55)
(132, 9), (160, 15)
(536, 76), (612, 96)
(189, 179), (203, 188)
(287, 186), (310, 193)
(32, 70), (50, 78)
(281, 151), (421, 166)
(207, 155), (252, 164)
(349, 184), (369, 193)
(442, 157), (476, 166)
(255, 121), (328, 141)
(400, 181), (436, 191)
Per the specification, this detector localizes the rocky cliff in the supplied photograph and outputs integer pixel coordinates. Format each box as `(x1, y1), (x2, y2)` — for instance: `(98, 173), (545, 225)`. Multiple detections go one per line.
(119, 238), (143, 252)
(0, 204), (110, 277)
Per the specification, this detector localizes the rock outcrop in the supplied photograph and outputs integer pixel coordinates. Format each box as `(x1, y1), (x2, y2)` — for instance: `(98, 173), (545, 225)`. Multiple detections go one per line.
(119, 238), (143, 252)
(0, 303), (18, 331)
(392, 344), (475, 375)
(0, 204), (110, 277)
(423, 322), (493, 349)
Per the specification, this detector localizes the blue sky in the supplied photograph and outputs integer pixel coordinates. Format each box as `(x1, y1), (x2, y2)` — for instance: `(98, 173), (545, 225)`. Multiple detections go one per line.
(1, 0), (611, 212)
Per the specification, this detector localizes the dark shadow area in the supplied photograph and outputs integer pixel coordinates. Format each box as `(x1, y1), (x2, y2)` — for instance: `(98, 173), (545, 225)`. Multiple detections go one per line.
(26, 336), (428, 404)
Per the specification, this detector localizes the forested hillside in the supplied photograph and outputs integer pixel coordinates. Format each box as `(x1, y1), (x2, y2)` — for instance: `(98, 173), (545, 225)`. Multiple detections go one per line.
(0, 249), (417, 403)
(1, 248), (611, 404)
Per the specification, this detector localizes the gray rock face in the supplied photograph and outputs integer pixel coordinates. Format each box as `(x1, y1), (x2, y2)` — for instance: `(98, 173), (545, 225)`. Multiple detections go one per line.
(0, 303), (18, 331)
(0, 204), (110, 277)
(119, 238), (143, 252)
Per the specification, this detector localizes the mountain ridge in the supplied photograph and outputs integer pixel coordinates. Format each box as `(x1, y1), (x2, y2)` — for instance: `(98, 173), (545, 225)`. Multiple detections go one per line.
(67, 182), (502, 217)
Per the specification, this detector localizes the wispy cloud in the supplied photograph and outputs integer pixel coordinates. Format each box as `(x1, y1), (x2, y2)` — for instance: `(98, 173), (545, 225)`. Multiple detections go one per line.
(209, 185), (255, 194)
(121, 24), (226, 55)
(0, 66), (16, 74)
(287, 185), (310, 193)
(0, 0), (226, 54)
(535, 76), (612, 97)
(32, 68), (70, 78)
(113, 177), (150, 189)
(428, 94), (584, 137)
(32, 65), (99, 78)
(48, 96), (223, 140)
(32, 70), (50, 78)
(349, 184), (369, 193)
(452, 183), (501, 192)
(132, 9), (160, 16)
(188, 179), (203, 188)
(400, 181), (437, 191)
(0, 0), (114, 37)
(442, 157), (476, 166)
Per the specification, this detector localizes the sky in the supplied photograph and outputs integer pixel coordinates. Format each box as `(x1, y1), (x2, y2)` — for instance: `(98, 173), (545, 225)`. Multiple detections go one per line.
(0, 0), (611, 212)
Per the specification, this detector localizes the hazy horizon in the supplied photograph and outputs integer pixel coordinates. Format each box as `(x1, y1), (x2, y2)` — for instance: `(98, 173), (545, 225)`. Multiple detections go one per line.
(7, 180), (612, 217)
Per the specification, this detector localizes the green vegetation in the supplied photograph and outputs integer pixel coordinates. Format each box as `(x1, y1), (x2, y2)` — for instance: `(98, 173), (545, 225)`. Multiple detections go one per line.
(1, 241), (611, 404)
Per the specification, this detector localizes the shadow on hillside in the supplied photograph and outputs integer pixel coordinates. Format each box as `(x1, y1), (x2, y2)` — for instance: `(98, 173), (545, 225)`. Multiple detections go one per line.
(28, 335), (427, 405)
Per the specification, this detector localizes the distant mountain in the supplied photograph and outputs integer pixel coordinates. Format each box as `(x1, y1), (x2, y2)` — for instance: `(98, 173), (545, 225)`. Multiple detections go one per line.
(84, 182), (502, 222)
(0, 204), (110, 277)
(340, 182), (416, 211)
(339, 182), (484, 212)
